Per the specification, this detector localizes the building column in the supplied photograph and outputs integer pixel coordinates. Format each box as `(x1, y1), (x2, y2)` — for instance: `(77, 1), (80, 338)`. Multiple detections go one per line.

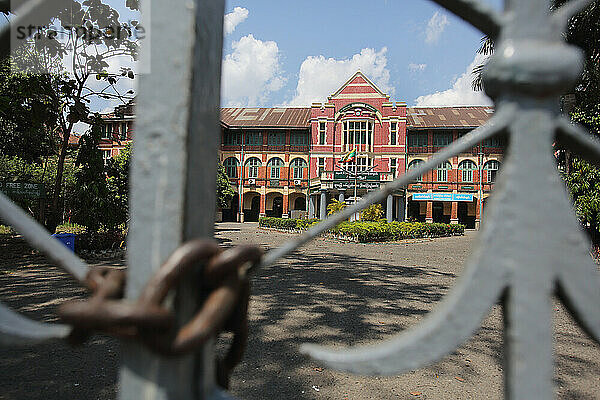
(475, 198), (481, 229)
(282, 189), (289, 219)
(308, 195), (315, 219)
(386, 194), (393, 222)
(339, 192), (345, 202)
(259, 187), (266, 218)
(450, 201), (458, 224)
(239, 190), (245, 223)
(426, 201), (433, 223)
(320, 190), (327, 220)
(397, 196), (405, 222)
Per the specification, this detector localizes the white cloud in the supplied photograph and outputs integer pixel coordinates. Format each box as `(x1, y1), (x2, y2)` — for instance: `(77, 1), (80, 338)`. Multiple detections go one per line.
(285, 48), (393, 106)
(408, 63), (427, 72)
(224, 7), (249, 35)
(415, 53), (492, 107)
(221, 34), (286, 106)
(425, 11), (449, 44)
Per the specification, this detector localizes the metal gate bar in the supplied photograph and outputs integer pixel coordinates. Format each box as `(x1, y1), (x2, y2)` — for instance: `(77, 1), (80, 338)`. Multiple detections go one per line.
(120, 0), (225, 399)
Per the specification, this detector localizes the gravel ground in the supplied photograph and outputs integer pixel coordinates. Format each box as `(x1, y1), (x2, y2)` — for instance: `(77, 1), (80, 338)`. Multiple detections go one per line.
(1, 223), (599, 399)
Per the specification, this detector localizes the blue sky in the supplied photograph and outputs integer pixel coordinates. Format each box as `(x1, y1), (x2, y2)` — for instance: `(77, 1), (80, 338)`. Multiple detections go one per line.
(72, 0), (502, 123)
(221, 0), (502, 107)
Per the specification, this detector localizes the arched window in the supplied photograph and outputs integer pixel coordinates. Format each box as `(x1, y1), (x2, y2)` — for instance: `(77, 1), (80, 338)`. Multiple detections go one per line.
(408, 159), (424, 182)
(267, 157), (284, 179)
(437, 161), (452, 182)
(484, 160), (500, 183)
(245, 157), (261, 179)
(459, 160), (477, 182)
(223, 157), (239, 178)
(294, 196), (306, 210)
(291, 158), (307, 179)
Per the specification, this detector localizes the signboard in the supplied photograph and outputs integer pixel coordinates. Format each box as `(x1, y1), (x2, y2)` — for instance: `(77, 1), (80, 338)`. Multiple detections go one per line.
(412, 192), (474, 202)
(333, 181), (380, 190)
(453, 193), (474, 202)
(334, 171), (379, 181)
(0, 182), (46, 199)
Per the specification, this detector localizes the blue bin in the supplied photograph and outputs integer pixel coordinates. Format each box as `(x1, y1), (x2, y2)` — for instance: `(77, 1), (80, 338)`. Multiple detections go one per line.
(52, 233), (76, 252)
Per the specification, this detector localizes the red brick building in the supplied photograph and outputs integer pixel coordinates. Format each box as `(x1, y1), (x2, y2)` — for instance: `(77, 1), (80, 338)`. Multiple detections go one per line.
(100, 71), (501, 228)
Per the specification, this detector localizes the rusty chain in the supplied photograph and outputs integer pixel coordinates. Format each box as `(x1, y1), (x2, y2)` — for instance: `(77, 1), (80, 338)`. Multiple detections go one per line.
(57, 239), (263, 389)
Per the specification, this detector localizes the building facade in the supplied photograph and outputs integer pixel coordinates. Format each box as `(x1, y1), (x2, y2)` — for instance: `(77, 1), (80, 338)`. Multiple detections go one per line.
(219, 107), (311, 222)
(99, 71), (502, 228)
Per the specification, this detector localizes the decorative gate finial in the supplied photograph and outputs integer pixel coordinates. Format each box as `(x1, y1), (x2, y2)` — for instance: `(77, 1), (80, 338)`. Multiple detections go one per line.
(301, 1), (600, 399)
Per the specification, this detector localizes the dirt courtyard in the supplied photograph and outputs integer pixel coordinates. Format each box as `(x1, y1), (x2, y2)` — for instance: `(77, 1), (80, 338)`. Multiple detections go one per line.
(1, 223), (599, 399)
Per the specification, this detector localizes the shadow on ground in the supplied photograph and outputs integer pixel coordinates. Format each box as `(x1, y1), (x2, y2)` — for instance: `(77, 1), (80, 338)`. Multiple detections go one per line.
(1, 232), (599, 399)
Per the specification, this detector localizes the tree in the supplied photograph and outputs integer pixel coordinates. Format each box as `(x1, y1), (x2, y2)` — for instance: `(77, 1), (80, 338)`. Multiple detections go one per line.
(69, 119), (111, 232)
(4, 1), (140, 231)
(0, 54), (59, 163)
(565, 158), (600, 243)
(327, 199), (347, 216)
(553, 0), (600, 112)
(69, 116), (135, 232)
(0, 153), (78, 224)
(216, 162), (235, 209)
(471, 36), (494, 92)
(105, 142), (131, 228)
(564, 105), (600, 244)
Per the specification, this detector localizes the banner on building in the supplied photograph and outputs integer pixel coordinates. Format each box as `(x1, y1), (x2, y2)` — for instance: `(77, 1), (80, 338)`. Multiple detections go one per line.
(412, 192), (474, 202)
(333, 181), (380, 190)
(334, 171), (379, 181)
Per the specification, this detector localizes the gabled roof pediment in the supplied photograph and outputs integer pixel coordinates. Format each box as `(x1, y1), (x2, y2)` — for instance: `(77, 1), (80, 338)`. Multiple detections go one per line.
(329, 71), (388, 100)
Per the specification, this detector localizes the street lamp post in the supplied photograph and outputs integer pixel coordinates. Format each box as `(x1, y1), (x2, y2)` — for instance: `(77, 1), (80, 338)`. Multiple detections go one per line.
(335, 162), (378, 221)
(479, 149), (483, 228)
(239, 136), (244, 222)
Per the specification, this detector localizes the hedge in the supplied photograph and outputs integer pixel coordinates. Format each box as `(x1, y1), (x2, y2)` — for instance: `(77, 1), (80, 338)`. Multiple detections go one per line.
(0, 223), (125, 251)
(0, 225), (14, 235)
(259, 217), (464, 243)
(259, 217), (320, 231)
(55, 223), (125, 251)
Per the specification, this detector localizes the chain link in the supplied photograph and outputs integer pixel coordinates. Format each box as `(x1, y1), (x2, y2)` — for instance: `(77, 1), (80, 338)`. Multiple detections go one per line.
(58, 239), (262, 388)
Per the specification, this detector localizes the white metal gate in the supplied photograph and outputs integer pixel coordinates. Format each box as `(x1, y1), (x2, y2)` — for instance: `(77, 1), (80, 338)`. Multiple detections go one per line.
(2, 1), (600, 399)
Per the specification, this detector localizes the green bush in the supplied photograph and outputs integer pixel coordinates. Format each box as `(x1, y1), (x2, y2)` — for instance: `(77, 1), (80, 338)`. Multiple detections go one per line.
(259, 217), (464, 242)
(0, 225), (15, 235)
(327, 199), (347, 215)
(76, 231), (125, 251)
(53, 223), (125, 251)
(259, 217), (319, 231)
(360, 203), (384, 221)
(55, 223), (87, 235)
